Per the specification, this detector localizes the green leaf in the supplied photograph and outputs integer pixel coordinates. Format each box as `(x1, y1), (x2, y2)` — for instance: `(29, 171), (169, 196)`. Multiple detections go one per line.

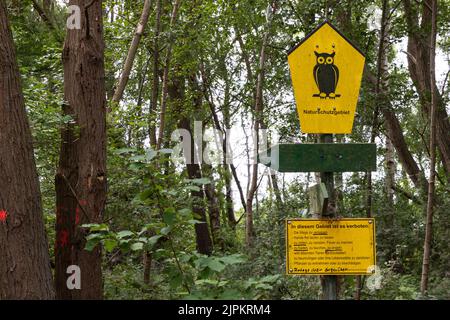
(148, 235), (163, 247)
(169, 272), (183, 289)
(129, 154), (146, 162)
(104, 239), (118, 252)
(163, 208), (176, 225)
(159, 148), (173, 154)
(255, 283), (273, 290)
(207, 259), (226, 272)
(145, 149), (157, 161)
(139, 189), (153, 201)
(129, 162), (144, 171)
(188, 219), (204, 225)
(117, 230), (134, 239)
(160, 226), (172, 235)
(219, 254), (247, 265)
(86, 233), (104, 241)
(85, 238), (100, 251)
(186, 185), (201, 192)
(130, 242), (144, 251)
(82, 223), (109, 232)
(178, 208), (191, 216)
(114, 147), (136, 155)
(259, 274), (281, 283)
(191, 178), (211, 185)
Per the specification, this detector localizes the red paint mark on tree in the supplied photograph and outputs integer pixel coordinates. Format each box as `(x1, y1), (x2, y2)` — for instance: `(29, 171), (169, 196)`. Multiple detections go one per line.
(58, 229), (69, 248)
(0, 210), (7, 223)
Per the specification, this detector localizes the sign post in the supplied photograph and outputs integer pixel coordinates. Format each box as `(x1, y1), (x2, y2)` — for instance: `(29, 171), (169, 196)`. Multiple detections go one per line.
(258, 21), (374, 300)
(320, 133), (337, 299)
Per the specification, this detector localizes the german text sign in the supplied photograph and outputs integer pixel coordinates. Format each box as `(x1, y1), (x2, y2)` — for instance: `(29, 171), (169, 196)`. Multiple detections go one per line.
(288, 21), (365, 133)
(286, 218), (376, 275)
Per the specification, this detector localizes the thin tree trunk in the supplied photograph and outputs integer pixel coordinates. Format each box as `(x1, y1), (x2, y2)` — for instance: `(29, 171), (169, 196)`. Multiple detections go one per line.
(385, 136), (395, 221)
(149, 0), (163, 146)
(55, 0), (107, 299)
(143, 251), (152, 284)
(203, 164), (222, 248)
(245, 1), (278, 247)
(199, 62), (241, 226)
(420, 0), (437, 295)
(135, 57), (151, 148)
(230, 164), (247, 212)
(112, 0), (152, 103)
(0, 1), (55, 299)
(156, 0), (182, 150)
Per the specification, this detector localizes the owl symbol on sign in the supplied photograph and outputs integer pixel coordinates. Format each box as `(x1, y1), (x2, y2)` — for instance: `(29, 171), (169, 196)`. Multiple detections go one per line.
(313, 51), (341, 99)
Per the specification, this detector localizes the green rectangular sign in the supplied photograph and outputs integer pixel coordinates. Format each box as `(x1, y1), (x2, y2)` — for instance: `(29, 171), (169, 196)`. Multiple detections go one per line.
(258, 143), (376, 172)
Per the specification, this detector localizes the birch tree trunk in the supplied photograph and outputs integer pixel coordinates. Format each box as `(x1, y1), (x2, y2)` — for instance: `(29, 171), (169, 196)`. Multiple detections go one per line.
(112, 0), (152, 103)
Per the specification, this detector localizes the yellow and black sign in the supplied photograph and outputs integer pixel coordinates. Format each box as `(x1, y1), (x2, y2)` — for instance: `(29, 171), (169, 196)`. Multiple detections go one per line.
(286, 218), (376, 275)
(288, 21), (365, 134)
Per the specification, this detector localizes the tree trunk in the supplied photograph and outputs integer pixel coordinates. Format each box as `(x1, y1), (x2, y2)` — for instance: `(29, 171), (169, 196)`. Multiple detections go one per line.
(202, 163), (222, 248)
(245, 1), (278, 247)
(364, 68), (427, 195)
(190, 72), (222, 248)
(171, 72), (213, 255)
(0, 1), (55, 299)
(156, 0), (182, 150)
(385, 136), (395, 221)
(112, 0), (152, 103)
(55, 0), (107, 300)
(382, 107), (428, 193)
(420, 0), (437, 295)
(178, 118), (213, 255)
(149, 0), (162, 147)
(199, 61), (239, 226)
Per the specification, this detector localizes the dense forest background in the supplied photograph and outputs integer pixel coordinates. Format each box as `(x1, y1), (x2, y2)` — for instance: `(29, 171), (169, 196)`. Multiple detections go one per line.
(0, 0), (449, 300)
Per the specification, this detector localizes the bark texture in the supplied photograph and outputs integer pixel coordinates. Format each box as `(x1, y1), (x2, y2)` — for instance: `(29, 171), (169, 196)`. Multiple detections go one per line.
(0, 0), (55, 299)
(55, 0), (107, 299)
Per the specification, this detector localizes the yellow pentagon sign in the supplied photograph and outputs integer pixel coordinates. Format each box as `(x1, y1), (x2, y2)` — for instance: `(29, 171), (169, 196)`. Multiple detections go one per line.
(288, 21), (365, 133)
(286, 218), (376, 275)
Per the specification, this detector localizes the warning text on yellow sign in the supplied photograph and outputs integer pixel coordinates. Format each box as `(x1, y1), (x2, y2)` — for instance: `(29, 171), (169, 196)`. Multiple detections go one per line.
(286, 218), (376, 275)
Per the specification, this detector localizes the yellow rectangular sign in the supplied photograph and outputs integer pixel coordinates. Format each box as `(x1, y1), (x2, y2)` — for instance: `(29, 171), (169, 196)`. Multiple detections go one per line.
(286, 218), (376, 275)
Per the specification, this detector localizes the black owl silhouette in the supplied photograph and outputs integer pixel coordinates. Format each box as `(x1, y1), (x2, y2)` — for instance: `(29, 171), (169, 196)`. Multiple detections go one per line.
(313, 51), (340, 99)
